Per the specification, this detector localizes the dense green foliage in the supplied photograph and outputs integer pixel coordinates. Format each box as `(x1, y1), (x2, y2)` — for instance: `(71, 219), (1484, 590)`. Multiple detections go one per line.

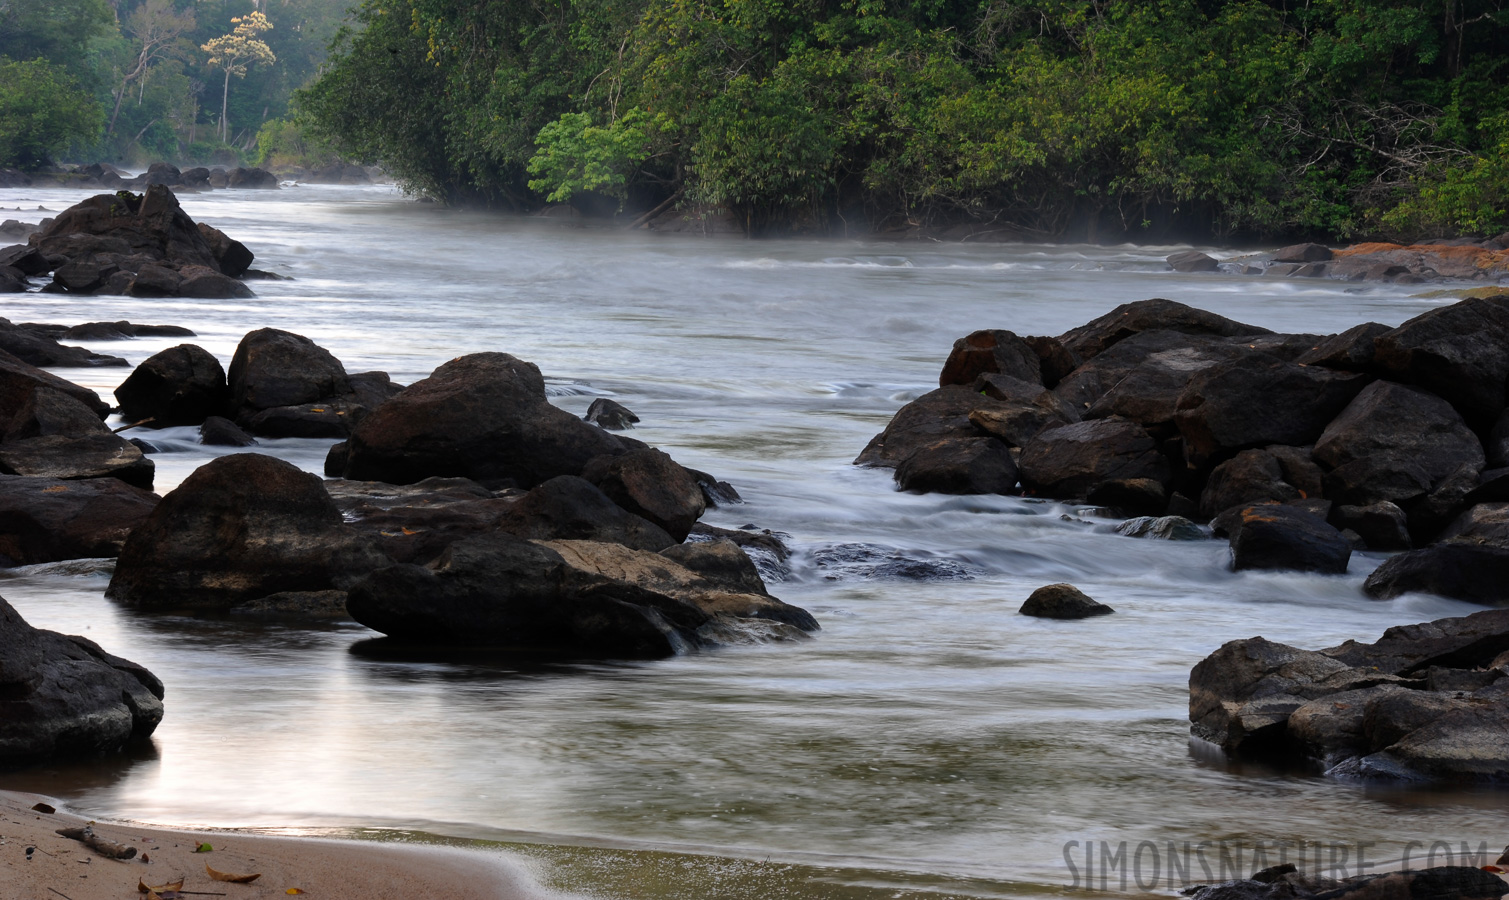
(0, 57), (104, 168)
(0, 0), (352, 167)
(302, 0), (1509, 239)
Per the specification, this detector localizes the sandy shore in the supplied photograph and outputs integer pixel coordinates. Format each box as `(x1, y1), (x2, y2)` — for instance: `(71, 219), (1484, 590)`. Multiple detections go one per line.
(0, 791), (560, 900)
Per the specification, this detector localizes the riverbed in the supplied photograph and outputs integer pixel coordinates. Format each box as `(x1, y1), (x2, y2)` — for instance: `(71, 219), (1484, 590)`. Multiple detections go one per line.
(0, 183), (1502, 899)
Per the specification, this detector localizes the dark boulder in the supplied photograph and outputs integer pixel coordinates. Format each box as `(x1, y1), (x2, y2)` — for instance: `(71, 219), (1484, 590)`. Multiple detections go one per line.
(1489, 409), (1509, 468)
(114, 343), (229, 427)
(1225, 503), (1351, 574)
(1372, 296), (1509, 430)
(126, 263), (183, 296)
(1438, 502), (1509, 545)
(1190, 636), (1382, 755)
(0, 349), (108, 432)
(32, 185), (221, 272)
(0, 317), (126, 367)
(1052, 330), (1240, 415)
(894, 436), (1017, 495)
(857, 385), (1017, 467)
(105, 453), (386, 608)
(199, 415), (256, 446)
(1167, 250), (1219, 272)
(1200, 449), (1303, 518)
(227, 167), (278, 189)
(228, 328), (352, 416)
(1321, 607), (1509, 675)
(1021, 335), (1080, 388)
(1271, 242), (1332, 263)
(195, 222), (254, 277)
(1363, 543), (1509, 606)
(1113, 515), (1205, 540)
(1082, 341), (1251, 428)
(938, 329), (1042, 387)
(1293, 322), (1390, 372)
(582, 448), (706, 541)
(1019, 583), (1113, 618)
(0, 474), (158, 565)
(176, 265), (254, 299)
(1331, 501), (1411, 550)
(242, 403), (350, 438)
(346, 533), (815, 657)
(1313, 381), (1484, 510)
(1056, 298), (1270, 362)
(967, 373), (1079, 447)
(2, 386), (110, 443)
(498, 475), (675, 551)
(0, 434), (154, 489)
(584, 397), (640, 430)
(0, 244), (50, 276)
(1175, 355), (1371, 468)
(347, 371), (404, 419)
(340, 353), (628, 488)
(1019, 416), (1171, 513)
(330, 477), (517, 565)
(0, 594), (164, 767)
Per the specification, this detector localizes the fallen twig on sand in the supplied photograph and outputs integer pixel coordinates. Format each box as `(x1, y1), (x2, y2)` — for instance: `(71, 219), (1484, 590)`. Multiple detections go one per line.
(55, 824), (137, 859)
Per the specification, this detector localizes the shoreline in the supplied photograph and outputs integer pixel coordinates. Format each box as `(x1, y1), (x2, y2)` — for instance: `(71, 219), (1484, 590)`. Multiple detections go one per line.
(0, 790), (557, 900)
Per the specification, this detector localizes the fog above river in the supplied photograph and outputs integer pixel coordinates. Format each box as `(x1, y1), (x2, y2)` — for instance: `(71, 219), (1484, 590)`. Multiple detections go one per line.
(0, 183), (1502, 899)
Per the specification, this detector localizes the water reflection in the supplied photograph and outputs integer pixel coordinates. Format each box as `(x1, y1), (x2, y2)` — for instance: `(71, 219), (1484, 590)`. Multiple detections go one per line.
(0, 183), (1504, 897)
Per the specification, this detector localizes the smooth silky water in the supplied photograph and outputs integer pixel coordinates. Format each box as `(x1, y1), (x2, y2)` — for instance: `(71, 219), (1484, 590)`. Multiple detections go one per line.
(0, 184), (1503, 899)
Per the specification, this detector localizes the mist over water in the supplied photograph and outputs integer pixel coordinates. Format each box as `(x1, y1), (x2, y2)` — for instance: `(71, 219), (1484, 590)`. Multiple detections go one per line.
(1, 184), (1503, 897)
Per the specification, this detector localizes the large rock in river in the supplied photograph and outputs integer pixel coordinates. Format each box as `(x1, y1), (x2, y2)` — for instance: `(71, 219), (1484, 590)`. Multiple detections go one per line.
(0, 474), (158, 566)
(346, 533), (816, 657)
(1175, 354), (1371, 468)
(1312, 381), (1484, 524)
(106, 453), (386, 609)
(1372, 295), (1509, 430)
(1224, 503), (1351, 574)
(1018, 416), (1171, 513)
(0, 348), (109, 434)
(338, 352), (627, 488)
(0, 593), (164, 766)
(581, 448), (705, 542)
(937, 329), (1042, 387)
(1190, 609), (1509, 780)
(115, 344), (229, 427)
(1056, 298), (1270, 361)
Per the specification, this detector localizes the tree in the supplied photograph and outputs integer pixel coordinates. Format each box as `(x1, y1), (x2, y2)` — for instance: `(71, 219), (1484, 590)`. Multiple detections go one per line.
(0, 0), (113, 79)
(108, 0), (195, 137)
(202, 9), (274, 143)
(0, 57), (104, 168)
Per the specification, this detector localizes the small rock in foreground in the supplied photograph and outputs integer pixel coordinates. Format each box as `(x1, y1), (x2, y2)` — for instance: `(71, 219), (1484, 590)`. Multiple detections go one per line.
(1020, 583), (1114, 619)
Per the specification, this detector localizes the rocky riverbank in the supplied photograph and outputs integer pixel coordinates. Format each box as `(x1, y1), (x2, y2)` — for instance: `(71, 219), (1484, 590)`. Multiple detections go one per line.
(858, 296), (1509, 606)
(1169, 239), (1509, 286)
(1191, 608), (1509, 783)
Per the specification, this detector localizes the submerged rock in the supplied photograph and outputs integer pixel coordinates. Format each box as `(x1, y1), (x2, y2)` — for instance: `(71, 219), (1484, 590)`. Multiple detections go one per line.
(584, 397), (639, 430)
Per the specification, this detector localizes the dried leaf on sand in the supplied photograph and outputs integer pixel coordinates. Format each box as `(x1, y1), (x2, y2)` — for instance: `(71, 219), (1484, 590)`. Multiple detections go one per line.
(206, 861), (262, 883)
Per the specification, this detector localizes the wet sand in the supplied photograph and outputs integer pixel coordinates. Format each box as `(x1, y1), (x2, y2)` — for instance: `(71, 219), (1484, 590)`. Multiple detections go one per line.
(0, 791), (558, 900)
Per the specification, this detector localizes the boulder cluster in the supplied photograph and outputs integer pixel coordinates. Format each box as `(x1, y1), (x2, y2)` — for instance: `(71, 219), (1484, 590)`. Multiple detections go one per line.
(1190, 608), (1509, 783)
(3, 324), (815, 656)
(1184, 863), (1507, 900)
(1169, 238), (1509, 284)
(0, 185), (261, 298)
(13, 161), (280, 192)
(858, 297), (1509, 604)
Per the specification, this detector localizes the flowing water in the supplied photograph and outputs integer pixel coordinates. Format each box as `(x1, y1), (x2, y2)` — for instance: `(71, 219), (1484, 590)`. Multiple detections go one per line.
(0, 184), (1504, 899)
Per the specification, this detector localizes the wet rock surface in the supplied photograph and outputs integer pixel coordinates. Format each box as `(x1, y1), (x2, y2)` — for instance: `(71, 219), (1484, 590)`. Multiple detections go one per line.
(0, 592), (164, 766)
(1189, 608), (1509, 781)
(7, 185), (260, 298)
(856, 296), (1509, 601)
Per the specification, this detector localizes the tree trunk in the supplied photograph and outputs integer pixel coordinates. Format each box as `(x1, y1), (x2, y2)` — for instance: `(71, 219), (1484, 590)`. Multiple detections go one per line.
(220, 68), (231, 143)
(107, 85), (127, 137)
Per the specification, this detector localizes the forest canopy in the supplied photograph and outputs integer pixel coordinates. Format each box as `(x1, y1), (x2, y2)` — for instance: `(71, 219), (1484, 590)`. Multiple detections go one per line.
(300, 0), (1509, 241)
(0, 0), (351, 168)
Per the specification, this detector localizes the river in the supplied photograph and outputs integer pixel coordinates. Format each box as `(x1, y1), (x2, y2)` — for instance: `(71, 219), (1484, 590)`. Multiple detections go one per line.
(0, 183), (1503, 899)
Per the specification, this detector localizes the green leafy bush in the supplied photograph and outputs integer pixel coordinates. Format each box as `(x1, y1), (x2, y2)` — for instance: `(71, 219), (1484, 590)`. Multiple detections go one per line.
(0, 57), (103, 169)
